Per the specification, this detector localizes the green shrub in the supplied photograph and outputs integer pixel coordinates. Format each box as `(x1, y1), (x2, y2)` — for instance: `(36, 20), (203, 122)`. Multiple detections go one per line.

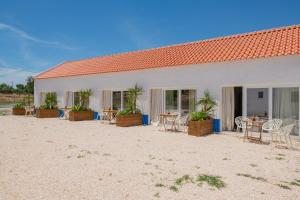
(117, 84), (143, 116)
(71, 105), (84, 112)
(190, 111), (208, 121)
(117, 108), (132, 116)
(45, 92), (57, 109)
(13, 103), (25, 109)
(40, 104), (50, 109)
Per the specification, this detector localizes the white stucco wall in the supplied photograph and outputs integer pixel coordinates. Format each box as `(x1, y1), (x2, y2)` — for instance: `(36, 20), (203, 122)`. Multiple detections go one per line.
(247, 88), (269, 116)
(34, 54), (300, 120)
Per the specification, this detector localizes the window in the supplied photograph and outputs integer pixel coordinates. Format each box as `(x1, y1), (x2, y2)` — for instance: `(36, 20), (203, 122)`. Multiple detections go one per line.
(165, 90), (178, 113)
(165, 89), (196, 115)
(258, 91), (264, 99)
(273, 87), (299, 136)
(74, 92), (80, 106)
(123, 91), (129, 109)
(181, 90), (196, 115)
(112, 91), (121, 110)
(112, 91), (129, 110)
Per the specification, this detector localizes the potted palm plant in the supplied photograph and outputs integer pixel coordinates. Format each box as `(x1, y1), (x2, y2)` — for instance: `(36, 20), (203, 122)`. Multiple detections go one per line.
(188, 90), (217, 136)
(69, 89), (94, 121)
(12, 103), (26, 115)
(116, 84), (143, 127)
(36, 92), (59, 118)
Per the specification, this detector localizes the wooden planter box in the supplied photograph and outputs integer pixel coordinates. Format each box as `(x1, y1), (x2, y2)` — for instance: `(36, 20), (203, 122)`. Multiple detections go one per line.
(116, 114), (142, 127)
(188, 119), (213, 136)
(36, 109), (59, 118)
(69, 110), (94, 121)
(12, 108), (26, 115)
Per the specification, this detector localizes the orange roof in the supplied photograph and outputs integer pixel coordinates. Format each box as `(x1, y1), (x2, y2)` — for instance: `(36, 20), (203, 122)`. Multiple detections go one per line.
(35, 25), (300, 79)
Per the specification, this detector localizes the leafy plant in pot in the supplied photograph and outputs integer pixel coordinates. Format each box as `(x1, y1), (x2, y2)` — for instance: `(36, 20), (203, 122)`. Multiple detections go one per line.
(12, 102), (26, 115)
(188, 90), (217, 136)
(36, 92), (59, 118)
(69, 89), (94, 121)
(116, 84), (144, 127)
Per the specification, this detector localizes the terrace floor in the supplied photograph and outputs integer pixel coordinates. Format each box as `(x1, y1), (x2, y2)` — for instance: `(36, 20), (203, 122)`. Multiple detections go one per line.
(0, 116), (300, 200)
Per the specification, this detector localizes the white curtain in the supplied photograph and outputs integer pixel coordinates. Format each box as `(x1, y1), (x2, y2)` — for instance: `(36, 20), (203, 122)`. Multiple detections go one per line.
(222, 87), (235, 131)
(64, 91), (73, 108)
(273, 87), (299, 135)
(150, 89), (164, 123)
(102, 90), (112, 110)
(40, 92), (46, 106)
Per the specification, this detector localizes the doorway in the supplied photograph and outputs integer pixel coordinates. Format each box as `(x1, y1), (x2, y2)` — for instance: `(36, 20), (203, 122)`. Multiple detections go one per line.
(234, 87), (243, 129)
(221, 87), (243, 131)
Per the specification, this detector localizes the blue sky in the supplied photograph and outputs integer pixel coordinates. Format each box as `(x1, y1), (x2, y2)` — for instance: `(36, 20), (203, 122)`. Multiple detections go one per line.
(0, 0), (299, 84)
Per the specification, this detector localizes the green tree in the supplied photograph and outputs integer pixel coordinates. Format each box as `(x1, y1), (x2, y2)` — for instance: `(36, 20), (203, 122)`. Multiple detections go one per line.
(78, 89), (92, 110)
(45, 92), (57, 109)
(0, 83), (14, 93)
(25, 76), (34, 94)
(196, 90), (217, 115)
(15, 84), (25, 94)
(127, 84), (144, 114)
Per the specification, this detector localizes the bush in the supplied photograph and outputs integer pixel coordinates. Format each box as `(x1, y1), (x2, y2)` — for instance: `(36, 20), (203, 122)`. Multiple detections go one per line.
(45, 92), (57, 109)
(13, 103), (25, 109)
(117, 84), (143, 116)
(190, 90), (217, 121)
(71, 105), (84, 112)
(117, 108), (132, 116)
(40, 104), (50, 109)
(190, 111), (209, 121)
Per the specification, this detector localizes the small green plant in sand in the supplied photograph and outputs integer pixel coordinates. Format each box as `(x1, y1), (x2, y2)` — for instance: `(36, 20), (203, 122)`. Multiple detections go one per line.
(290, 179), (300, 187)
(162, 174), (225, 193)
(77, 154), (85, 158)
(236, 173), (267, 182)
(175, 175), (194, 186)
(169, 185), (179, 192)
(155, 183), (165, 187)
(154, 192), (160, 198)
(196, 174), (225, 189)
(276, 184), (291, 190)
(275, 157), (284, 160)
(250, 163), (257, 167)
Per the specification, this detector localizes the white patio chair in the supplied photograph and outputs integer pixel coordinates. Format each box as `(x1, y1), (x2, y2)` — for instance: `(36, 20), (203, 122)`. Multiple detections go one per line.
(277, 124), (295, 147)
(25, 106), (34, 116)
(235, 116), (252, 136)
(262, 119), (282, 144)
(176, 114), (189, 133)
(165, 112), (179, 131)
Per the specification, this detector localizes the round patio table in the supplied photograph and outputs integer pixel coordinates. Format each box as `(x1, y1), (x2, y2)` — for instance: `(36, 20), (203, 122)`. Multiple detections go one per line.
(244, 119), (266, 142)
(159, 113), (178, 132)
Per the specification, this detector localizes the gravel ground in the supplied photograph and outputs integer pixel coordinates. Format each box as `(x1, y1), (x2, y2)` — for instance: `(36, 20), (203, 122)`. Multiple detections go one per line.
(0, 116), (299, 200)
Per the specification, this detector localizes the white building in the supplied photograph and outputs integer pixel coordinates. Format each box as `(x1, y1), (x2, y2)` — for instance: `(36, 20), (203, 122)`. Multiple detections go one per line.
(34, 25), (300, 136)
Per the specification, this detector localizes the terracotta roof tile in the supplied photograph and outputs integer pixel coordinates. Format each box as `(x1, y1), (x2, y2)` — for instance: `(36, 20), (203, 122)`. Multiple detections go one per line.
(35, 25), (300, 79)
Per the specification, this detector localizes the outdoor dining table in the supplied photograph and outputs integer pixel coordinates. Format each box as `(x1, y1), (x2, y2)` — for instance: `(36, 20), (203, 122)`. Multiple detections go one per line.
(159, 113), (178, 132)
(244, 119), (266, 142)
(103, 109), (118, 123)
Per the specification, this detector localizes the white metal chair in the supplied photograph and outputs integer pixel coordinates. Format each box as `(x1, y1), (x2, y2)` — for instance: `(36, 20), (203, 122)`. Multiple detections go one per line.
(235, 116), (252, 136)
(25, 106), (34, 116)
(277, 124), (295, 147)
(176, 114), (189, 133)
(165, 113), (179, 131)
(262, 119), (282, 143)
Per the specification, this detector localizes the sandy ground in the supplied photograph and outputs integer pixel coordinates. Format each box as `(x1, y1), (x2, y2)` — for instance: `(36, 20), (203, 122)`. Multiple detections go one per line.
(0, 116), (300, 200)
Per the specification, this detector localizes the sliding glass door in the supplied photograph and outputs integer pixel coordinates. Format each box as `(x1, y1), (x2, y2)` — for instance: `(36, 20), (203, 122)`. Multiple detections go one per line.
(273, 87), (299, 135)
(165, 90), (178, 113)
(181, 90), (196, 115)
(112, 91), (129, 111)
(112, 91), (121, 110)
(247, 88), (269, 118)
(165, 89), (196, 115)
